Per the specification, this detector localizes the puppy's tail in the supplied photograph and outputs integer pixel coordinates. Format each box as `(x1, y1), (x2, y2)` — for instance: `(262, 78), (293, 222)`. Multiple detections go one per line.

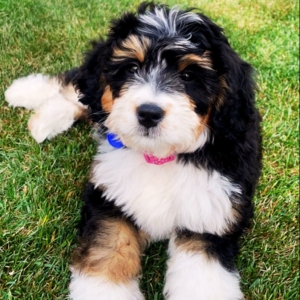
(5, 71), (87, 143)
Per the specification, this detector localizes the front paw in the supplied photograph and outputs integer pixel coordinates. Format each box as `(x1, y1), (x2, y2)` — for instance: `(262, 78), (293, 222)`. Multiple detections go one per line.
(69, 272), (144, 300)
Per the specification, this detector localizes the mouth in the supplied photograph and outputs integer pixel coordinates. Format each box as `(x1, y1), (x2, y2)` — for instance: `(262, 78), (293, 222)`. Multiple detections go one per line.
(137, 126), (160, 138)
(104, 105), (207, 158)
(107, 132), (176, 165)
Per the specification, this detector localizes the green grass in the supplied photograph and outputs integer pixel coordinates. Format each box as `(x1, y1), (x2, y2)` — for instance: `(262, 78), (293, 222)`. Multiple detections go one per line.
(0, 0), (298, 299)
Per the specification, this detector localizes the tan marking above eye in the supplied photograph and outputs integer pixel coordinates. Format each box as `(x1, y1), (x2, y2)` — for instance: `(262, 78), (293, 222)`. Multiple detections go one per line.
(179, 51), (213, 71)
(112, 35), (151, 62)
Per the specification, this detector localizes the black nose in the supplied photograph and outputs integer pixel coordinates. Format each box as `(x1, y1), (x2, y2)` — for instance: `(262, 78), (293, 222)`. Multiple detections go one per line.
(137, 104), (164, 128)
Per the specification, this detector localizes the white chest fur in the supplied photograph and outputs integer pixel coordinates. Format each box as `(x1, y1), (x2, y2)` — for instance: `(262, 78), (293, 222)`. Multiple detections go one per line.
(91, 143), (241, 240)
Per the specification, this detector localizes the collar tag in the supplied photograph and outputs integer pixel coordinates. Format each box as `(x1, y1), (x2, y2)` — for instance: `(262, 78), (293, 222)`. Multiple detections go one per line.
(107, 133), (175, 165)
(107, 133), (124, 149)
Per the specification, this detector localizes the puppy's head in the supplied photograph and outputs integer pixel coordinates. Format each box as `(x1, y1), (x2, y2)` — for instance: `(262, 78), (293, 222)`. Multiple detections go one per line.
(76, 3), (255, 158)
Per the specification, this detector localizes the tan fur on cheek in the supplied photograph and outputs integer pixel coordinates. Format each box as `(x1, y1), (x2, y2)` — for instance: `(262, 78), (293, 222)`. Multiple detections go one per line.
(101, 86), (113, 113)
(72, 219), (149, 283)
(186, 97), (210, 139)
(196, 111), (210, 137)
(179, 51), (213, 71)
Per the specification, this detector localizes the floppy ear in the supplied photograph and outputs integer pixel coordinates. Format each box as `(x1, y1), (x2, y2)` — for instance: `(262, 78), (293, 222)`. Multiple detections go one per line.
(72, 40), (109, 123)
(197, 14), (258, 140)
(73, 11), (140, 123)
(188, 14), (261, 197)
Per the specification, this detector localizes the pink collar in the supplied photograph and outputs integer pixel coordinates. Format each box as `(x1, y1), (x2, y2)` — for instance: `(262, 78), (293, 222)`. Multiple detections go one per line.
(143, 153), (175, 165)
(107, 132), (175, 165)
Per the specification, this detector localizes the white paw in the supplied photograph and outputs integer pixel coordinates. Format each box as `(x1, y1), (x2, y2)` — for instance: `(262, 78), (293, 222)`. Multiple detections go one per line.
(164, 246), (243, 300)
(28, 94), (83, 143)
(69, 272), (144, 300)
(5, 74), (61, 109)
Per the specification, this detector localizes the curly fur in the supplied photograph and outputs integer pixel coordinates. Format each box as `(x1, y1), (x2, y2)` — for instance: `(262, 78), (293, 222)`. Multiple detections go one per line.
(5, 3), (262, 299)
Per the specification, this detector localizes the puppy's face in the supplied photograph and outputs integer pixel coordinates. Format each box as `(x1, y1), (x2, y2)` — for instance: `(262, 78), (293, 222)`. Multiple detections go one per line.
(87, 7), (229, 157)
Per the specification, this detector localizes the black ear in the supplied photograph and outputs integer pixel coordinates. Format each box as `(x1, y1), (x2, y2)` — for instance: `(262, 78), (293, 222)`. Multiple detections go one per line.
(177, 14), (261, 198)
(72, 39), (109, 123)
(197, 14), (258, 140)
(72, 11), (140, 123)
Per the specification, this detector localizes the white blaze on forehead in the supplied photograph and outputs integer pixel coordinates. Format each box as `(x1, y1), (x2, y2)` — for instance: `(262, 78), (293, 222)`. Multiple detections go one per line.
(138, 7), (203, 37)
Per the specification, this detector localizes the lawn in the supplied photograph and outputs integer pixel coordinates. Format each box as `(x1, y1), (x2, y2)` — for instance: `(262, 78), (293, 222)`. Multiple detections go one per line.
(0, 0), (298, 299)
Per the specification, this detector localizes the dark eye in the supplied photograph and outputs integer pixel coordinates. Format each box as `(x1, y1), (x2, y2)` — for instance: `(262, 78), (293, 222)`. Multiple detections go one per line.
(126, 64), (139, 74)
(181, 71), (195, 82)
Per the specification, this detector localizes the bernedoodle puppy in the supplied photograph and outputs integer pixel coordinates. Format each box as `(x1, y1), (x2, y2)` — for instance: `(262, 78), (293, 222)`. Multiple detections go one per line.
(5, 3), (262, 299)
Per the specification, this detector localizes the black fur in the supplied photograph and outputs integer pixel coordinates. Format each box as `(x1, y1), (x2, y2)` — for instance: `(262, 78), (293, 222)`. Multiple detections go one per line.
(175, 229), (240, 272)
(70, 2), (262, 296)
(78, 182), (127, 238)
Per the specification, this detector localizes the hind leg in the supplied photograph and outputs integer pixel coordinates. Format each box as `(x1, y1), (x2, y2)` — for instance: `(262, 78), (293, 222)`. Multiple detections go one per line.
(27, 93), (86, 143)
(5, 72), (87, 143)
(5, 74), (63, 109)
